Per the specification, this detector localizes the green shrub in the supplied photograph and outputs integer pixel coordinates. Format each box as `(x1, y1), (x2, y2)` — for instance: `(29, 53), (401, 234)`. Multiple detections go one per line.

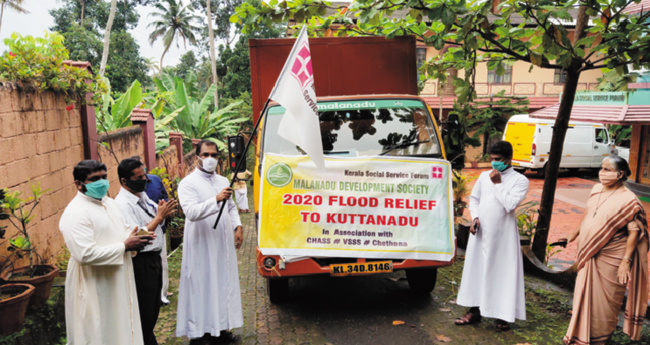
(0, 32), (107, 106)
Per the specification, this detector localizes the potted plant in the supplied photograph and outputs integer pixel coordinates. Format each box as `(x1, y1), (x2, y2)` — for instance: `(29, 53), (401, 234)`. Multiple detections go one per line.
(0, 190), (37, 336)
(150, 169), (185, 252)
(0, 281), (35, 335)
(0, 184), (59, 307)
(516, 201), (539, 246)
(168, 217), (185, 251)
(453, 171), (476, 249)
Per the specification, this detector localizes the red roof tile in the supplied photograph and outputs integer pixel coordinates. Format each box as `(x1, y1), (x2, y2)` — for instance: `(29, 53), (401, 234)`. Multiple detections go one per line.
(422, 96), (558, 110)
(131, 108), (152, 123)
(530, 104), (650, 124)
(624, 0), (650, 14)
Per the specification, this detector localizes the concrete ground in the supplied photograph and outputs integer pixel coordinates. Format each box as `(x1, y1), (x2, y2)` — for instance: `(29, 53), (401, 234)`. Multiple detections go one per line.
(153, 180), (650, 345)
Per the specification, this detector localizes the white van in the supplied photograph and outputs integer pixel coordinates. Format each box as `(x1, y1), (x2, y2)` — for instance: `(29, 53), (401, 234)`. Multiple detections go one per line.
(503, 115), (615, 175)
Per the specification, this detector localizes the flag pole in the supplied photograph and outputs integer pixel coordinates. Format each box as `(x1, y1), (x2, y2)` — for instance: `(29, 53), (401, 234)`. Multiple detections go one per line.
(212, 98), (271, 229)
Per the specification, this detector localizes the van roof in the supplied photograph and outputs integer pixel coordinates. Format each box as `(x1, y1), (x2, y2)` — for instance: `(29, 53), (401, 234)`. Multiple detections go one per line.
(508, 114), (606, 127)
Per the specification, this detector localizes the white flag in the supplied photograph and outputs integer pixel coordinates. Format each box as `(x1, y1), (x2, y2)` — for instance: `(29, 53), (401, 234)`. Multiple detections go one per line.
(269, 26), (325, 169)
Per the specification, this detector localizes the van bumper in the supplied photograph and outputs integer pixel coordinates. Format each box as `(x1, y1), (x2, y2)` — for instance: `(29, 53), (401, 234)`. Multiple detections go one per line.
(256, 247), (456, 278)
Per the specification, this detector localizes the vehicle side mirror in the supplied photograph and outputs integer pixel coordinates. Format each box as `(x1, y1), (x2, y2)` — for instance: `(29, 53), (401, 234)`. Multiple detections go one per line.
(228, 135), (246, 172)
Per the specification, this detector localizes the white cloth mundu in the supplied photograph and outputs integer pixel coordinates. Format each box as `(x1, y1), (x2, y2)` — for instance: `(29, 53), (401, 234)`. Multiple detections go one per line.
(235, 188), (248, 211)
(59, 192), (144, 345)
(456, 167), (529, 323)
(175, 169), (243, 339)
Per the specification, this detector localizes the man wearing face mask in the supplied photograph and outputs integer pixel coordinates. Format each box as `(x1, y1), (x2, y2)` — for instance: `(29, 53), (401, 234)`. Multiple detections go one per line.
(59, 160), (154, 345)
(176, 140), (244, 344)
(115, 157), (178, 345)
(455, 141), (529, 332)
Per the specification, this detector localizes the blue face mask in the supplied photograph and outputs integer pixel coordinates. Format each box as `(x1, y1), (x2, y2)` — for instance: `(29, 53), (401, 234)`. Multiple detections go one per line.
(491, 160), (508, 172)
(83, 179), (110, 200)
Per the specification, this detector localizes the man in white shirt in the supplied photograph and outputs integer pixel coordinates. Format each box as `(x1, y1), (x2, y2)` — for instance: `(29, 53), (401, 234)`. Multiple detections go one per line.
(115, 157), (177, 345)
(176, 140), (244, 344)
(59, 160), (153, 345)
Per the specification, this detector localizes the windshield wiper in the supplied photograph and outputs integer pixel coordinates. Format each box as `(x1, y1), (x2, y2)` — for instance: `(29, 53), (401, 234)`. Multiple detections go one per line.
(379, 140), (430, 156)
(323, 150), (350, 155)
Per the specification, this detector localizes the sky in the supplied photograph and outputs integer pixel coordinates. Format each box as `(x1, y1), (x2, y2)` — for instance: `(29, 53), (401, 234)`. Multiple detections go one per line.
(0, 0), (201, 68)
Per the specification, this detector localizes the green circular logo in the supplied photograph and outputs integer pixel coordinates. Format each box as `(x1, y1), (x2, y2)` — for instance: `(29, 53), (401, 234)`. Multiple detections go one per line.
(266, 163), (293, 187)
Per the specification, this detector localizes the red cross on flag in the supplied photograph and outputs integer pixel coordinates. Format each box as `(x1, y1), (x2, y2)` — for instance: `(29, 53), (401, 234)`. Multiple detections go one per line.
(268, 26), (325, 169)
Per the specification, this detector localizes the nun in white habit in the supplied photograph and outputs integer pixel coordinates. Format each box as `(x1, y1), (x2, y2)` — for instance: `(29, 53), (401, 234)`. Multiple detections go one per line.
(176, 141), (244, 342)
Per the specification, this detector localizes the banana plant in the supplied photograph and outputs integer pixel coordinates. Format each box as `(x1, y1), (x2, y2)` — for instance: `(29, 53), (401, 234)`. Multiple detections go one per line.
(153, 73), (246, 151)
(96, 79), (143, 132)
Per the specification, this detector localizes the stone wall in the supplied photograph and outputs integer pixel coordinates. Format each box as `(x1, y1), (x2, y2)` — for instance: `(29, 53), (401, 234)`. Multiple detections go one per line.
(0, 85), (85, 264)
(96, 126), (145, 198)
(156, 145), (179, 177)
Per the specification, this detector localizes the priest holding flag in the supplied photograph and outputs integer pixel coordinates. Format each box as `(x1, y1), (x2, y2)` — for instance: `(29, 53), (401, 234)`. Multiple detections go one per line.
(176, 26), (323, 344)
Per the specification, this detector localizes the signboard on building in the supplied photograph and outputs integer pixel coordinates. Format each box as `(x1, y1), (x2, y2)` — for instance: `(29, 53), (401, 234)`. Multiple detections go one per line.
(572, 91), (628, 105)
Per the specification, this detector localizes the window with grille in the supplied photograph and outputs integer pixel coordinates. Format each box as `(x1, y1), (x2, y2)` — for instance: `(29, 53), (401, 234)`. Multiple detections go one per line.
(554, 70), (567, 83)
(416, 48), (426, 81)
(487, 64), (512, 84)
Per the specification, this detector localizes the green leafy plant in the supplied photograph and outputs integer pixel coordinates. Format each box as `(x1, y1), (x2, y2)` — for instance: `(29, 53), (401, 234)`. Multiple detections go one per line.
(545, 242), (563, 269)
(472, 153), (490, 163)
(516, 200), (539, 238)
(55, 247), (70, 273)
(1, 183), (49, 278)
(151, 72), (246, 150)
(608, 125), (632, 146)
(0, 32), (107, 106)
(452, 170), (476, 221)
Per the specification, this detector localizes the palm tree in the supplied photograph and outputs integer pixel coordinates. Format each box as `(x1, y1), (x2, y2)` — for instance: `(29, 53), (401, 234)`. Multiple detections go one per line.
(145, 57), (161, 77)
(204, 0), (218, 108)
(98, 0), (117, 76)
(0, 0), (29, 35)
(147, 0), (200, 73)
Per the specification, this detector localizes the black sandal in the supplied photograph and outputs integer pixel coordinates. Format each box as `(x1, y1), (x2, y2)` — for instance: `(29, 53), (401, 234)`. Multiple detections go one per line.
(495, 320), (510, 332)
(455, 311), (482, 325)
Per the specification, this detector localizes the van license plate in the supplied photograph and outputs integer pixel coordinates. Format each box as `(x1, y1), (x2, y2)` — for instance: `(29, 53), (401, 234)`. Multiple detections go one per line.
(330, 261), (393, 276)
(512, 162), (520, 166)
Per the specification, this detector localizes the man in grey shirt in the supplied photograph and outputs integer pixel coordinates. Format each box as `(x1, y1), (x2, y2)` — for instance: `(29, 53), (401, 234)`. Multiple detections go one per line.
(115, 157), (177, 345)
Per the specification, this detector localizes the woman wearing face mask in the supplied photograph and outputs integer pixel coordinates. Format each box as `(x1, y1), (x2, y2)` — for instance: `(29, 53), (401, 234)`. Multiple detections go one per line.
(563, 156), (648, 345)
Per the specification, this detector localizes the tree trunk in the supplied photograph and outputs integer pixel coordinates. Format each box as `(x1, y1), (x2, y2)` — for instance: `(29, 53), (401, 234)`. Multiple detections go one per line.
(0, 4), (5, 36)
(206, 0), (219, 109)
(160, 44), (170, 76)
(99, 0), (118, 77)
(81, 0), (85, 24)
(531, 6), (589, 260)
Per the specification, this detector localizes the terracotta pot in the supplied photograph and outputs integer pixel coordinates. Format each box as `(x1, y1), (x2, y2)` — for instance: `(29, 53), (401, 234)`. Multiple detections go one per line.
(170, 234), (183, 251)
(471, 162), (479, 168)
(0, 283), (35, 335)
(0, 265), (59, 307)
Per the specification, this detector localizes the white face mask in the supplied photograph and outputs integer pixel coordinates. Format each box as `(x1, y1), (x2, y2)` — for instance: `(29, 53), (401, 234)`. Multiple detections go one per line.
(200, 157), (218, 173)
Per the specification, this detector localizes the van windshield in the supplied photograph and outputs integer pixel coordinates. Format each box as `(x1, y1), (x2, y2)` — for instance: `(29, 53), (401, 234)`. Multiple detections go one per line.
(262, 99), (442, 158)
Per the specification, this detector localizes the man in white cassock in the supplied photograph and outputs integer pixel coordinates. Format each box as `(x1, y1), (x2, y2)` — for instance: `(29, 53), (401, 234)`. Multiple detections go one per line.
(176, 140), (244, 344)
(59, 160), (154, 345)
(455, 141), (529, 332)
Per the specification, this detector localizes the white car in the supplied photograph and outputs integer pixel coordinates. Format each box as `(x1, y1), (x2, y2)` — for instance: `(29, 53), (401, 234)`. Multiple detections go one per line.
(503, 115), (615, 176)
(615, 139), (630, 163)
